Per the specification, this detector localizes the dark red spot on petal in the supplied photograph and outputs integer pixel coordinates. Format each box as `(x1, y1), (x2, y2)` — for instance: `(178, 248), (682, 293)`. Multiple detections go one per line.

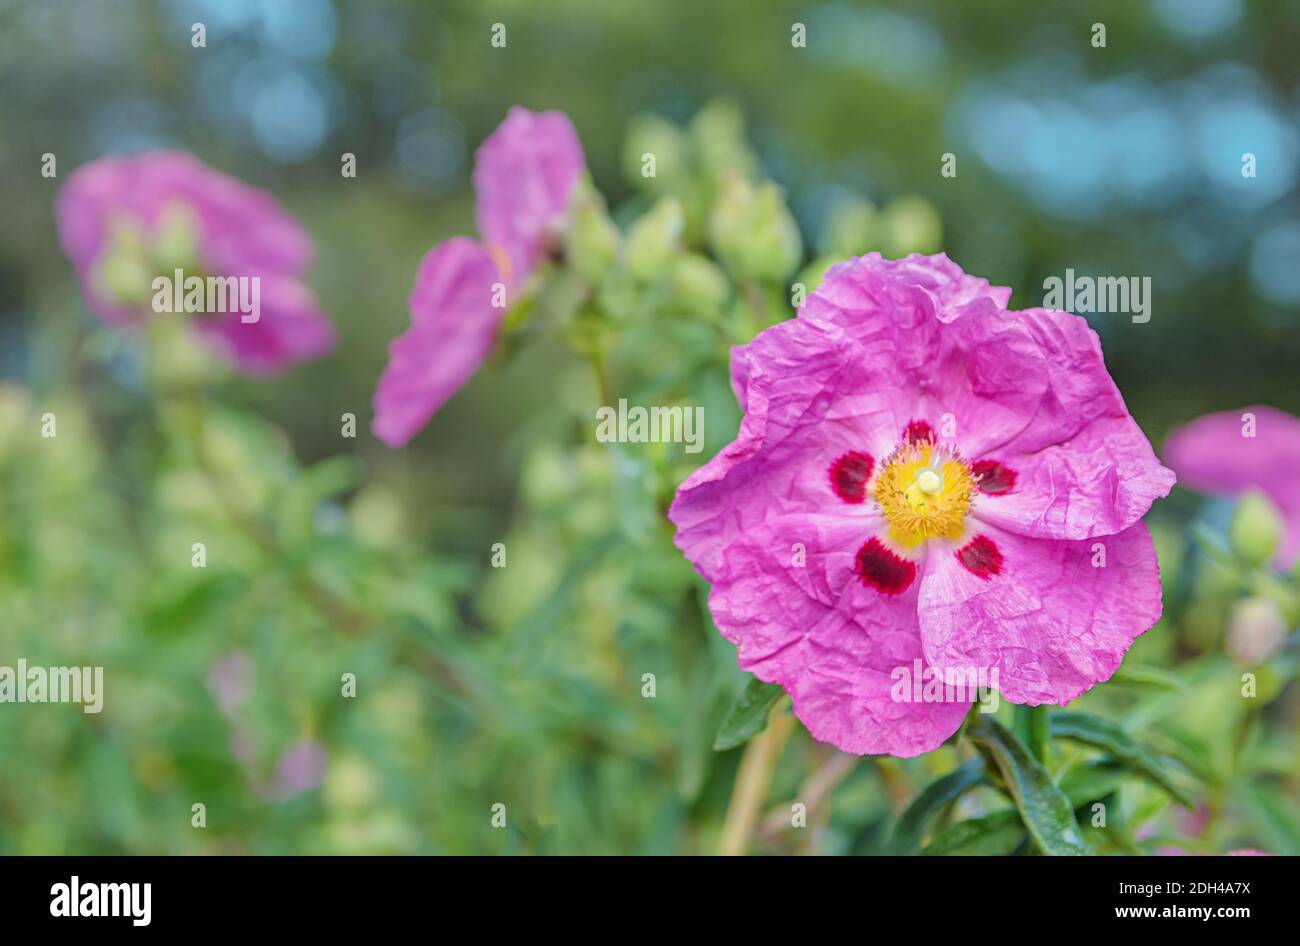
(903, 419), (936, 445)
(829, 451), (874, 503)
(855, 537), (917, 595)
(971, 459), (1017, 494)
(957, 535), (1003, 579)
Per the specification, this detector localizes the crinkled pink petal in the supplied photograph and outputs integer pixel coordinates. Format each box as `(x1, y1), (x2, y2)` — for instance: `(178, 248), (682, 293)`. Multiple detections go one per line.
(670, 317), (900, 583)
(801, 252), (1011, 331)
(711, 513), (969, 757)
(194, 274), (336, 377)
(472, 107), (585, 280)
(966, 308), (1175, 539)
(371, 237), (503, 447)
(1164, 405), (1300, 569)
(918, 522), (1162, 705)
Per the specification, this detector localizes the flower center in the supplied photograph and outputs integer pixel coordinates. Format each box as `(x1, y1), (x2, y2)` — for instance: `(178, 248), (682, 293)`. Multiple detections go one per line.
(873, 440), (974, 548)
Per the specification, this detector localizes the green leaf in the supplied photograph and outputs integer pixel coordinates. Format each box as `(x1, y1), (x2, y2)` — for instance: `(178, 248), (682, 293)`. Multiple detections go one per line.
(890, 758), (987, 854)
(1050, 712), (1194, 807)
(968, 715), (1092, 855)
(923, 810), (1025, 856)
(1060, 762), (1129, 807)
(1110, 663), (1188, 694)
(713, 676), (784, 751)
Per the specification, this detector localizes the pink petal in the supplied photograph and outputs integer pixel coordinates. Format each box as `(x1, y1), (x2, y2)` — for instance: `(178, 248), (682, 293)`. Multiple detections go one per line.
(964, 308), (1175, 539)
(472, 107), (585, 280)
(670, 317), (898, 583)
(918, 522), (1163, 705)
(371, 237), (503, 447)
(712, 513), (969, 757)
(194, 274), (336, 376)
(1164, 405), (1300, 569)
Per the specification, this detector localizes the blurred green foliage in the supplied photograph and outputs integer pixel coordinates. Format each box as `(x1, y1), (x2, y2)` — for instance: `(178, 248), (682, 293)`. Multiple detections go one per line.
(0, 0), (1297, 855)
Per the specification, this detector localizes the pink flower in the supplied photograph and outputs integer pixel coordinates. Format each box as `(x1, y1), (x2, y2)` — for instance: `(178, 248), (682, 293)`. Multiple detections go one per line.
(372, 108), (585, 447)
(55, 150), (335, 375)
(1163, 406), (1300, 569)
(264, 739), (327, 801)
(473, 107), (587, 281)
(669, 253), (1175, 757)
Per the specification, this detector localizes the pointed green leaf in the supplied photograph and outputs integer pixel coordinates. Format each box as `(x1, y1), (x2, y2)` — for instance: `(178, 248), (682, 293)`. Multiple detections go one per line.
(1050, 712), (1195, 807)
(968, 715), (1091, 855)
(712, 677), (784, 751)
(923, 810), (1025, 856)
(1110, 663), (1188, 693)
(890, 758), (988, 854)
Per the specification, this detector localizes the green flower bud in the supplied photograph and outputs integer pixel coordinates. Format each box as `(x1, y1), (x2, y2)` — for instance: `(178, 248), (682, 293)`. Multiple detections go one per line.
(622, 113), (688, 190)
(670, 254), (730, 317)
(625, 196), (684, 282)
(95, 216), (153, 306)
(1226, 596), (1288, 666)
(709, 173), (802, 282)
(1229, 490), (1283, 568)
(99, 247), (153, 306)
(818, 195), (879, 257)
(689, 99), (758, 181)
(565, 180), (621, 285)
(881, 195), (943, 256)
(151, 202), (201, 274)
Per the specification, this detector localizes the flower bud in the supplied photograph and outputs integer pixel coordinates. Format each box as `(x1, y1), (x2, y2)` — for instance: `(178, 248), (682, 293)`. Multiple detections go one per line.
(818, 195), (879, 257)
(1226, 596), (1288, 665)
(670, 254), (730, 317)
(625, 196), (684, 282)
(622, 113), (688, 190)
(1229, 490), (1283, 568)
(881, 195), (943, 257)
(689, 99), (759, 181)
(565, 185), (621, 285)
(709, 173), (802, 282)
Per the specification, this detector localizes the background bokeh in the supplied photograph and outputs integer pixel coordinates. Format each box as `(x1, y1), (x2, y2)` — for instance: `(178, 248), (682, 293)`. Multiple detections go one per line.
(0, 0), (1297, 854)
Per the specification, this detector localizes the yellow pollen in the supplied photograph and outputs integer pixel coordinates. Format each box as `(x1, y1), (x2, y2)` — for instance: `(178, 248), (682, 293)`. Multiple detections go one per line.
(873, 442), (974, 548)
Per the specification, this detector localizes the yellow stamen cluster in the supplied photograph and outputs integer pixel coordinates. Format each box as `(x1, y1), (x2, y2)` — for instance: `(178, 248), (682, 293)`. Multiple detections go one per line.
(873, 440), (974, 548)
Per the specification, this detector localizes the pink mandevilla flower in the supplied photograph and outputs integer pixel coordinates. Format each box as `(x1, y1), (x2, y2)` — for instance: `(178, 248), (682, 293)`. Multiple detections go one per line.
(1163, 406), (1300, 570)
(55, 150), (335, 375)
(669, 253), (1176, 757)
(371, 108), (585, 447)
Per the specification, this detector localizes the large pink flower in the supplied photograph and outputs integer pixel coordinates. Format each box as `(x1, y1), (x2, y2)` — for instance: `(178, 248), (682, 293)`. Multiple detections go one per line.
(669, 253), (1175, 757)
(372, 108), (585, 447)
(1163, 406), (1300, 570)
(56, 150), (335, 375)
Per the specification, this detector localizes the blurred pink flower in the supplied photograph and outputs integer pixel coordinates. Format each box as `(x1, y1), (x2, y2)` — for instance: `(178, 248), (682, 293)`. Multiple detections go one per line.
(55, 150), (335, 375)
(670, 253), (1174, 757)
(265, 739), (327, 801)
(371, 108), (585, 447)
(1163, 405), (1300, 569)
(207, 651), (253, 719)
